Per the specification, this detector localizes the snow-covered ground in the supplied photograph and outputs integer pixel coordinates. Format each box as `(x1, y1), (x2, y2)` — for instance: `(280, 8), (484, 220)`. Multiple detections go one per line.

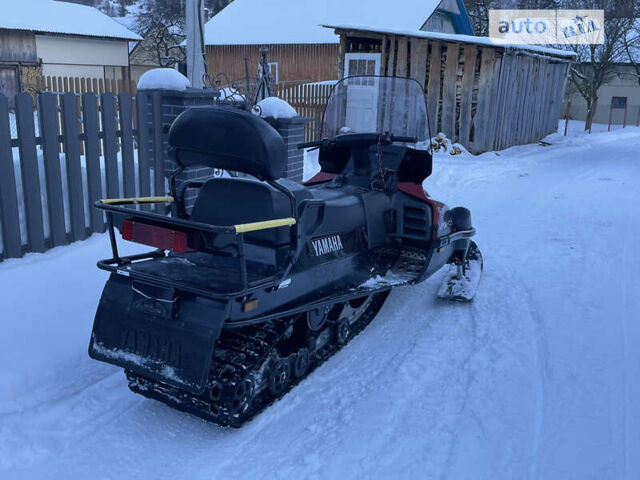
(2, 126), (640, 479)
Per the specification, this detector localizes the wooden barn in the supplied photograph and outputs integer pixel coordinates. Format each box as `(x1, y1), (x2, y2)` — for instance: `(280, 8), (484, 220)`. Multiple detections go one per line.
(328, 25), (575, 153)
(204, 0), (474, 85)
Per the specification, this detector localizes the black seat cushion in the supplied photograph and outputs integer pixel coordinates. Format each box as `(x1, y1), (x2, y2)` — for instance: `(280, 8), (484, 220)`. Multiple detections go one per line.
(169, 107), (287, 181)
(190, 178), (293, 247)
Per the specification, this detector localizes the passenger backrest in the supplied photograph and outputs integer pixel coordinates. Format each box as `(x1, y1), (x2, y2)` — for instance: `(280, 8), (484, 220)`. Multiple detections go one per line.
(190, 178), (292, 247)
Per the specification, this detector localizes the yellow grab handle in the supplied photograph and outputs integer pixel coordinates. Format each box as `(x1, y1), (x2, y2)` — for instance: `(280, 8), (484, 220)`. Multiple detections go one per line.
(234, 218), (296, 233)
(100, 196), (174, 205)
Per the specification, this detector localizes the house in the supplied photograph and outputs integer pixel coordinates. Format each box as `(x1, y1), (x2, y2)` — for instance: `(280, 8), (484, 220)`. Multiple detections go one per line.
(203, 0), (473, 86)
(325, 24), (574, 153)
(564, 64), (640, 126)
(0, 0), (141, 100)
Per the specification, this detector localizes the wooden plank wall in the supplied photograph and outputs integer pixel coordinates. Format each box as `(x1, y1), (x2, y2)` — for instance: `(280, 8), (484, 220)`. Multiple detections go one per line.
(207, 44), (340, 85)
(0, 91), (162, 260)
(369, 34), (570, 153)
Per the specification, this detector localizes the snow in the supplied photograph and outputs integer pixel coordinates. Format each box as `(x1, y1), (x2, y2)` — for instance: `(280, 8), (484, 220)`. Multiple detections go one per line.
(359, 272), (409, 289)
(137, 69), (191, 91)
(204, 0), (442, 45)
(2, 125), (640, 478)
(219, 87), (246, 102)
(0, 0), (141, 41)
(325, 24), (577, 59)
(254, 97), (298, 120)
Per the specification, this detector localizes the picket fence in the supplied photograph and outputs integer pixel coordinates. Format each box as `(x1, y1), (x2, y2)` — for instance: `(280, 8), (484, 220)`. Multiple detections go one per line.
(0, 91), (164, 260)
(33, 76), (330, 143)
(274, 82), (333, 141)
(0, 78), (333, 260)
(36, 75), (138, 95)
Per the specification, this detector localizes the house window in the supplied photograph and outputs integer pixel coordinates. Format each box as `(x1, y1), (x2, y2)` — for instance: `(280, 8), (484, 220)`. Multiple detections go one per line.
(268, 62), (279, 84)
(611, 96), (627, 109)
(344, 53), (381, 84)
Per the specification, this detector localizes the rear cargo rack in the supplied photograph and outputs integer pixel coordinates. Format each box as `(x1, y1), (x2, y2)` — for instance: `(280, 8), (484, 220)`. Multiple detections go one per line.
(96, 198), (297, 300)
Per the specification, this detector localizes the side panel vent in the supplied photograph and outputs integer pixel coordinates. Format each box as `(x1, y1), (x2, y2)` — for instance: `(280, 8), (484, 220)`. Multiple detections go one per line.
(401, 204), (428, 238)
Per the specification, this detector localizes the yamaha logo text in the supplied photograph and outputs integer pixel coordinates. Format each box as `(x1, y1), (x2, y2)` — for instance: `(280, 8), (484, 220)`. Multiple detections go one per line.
(310, 235), (344, 256)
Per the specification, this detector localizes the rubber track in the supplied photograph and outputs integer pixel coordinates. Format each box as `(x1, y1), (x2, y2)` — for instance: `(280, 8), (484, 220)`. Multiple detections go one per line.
(126, 291), (390, 428)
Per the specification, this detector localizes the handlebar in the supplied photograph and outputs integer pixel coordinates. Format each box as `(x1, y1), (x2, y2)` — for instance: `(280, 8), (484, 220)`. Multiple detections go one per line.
(390, 135), (419, 143)
(298, 134), (418, 150)
(297, 140), (325, 149)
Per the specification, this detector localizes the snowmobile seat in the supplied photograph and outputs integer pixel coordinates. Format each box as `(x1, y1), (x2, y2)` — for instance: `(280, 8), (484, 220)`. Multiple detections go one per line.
(190, 178), (310, 247)
(168, 106), (287, 181)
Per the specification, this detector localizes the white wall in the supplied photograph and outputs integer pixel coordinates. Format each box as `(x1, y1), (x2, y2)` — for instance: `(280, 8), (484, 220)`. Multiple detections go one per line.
(36, 34), (129, 79)
(564, 65), (640, 125)
(130, 64), (156, 84)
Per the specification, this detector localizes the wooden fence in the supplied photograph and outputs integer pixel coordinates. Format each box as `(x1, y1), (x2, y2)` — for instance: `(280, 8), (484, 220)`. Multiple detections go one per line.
(274, 82), (334, 141)
(0, 91), (163, 260)
(36, 75), (138, 95)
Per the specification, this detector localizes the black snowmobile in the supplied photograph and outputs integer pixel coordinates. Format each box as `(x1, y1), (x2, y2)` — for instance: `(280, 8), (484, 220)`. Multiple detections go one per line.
(88, 76), (482, 427)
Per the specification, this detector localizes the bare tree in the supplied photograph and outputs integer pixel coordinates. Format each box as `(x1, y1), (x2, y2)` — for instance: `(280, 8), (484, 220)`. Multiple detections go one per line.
(134, 0), (187, 68)
(463, 0), (500, 36)
(566, 0), (635, 130)
(463, 0), (564, 36)
(623, 20), (640, 89)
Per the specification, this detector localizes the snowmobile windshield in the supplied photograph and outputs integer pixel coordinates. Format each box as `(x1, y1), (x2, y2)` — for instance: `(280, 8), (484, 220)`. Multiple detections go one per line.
(322, 76), (429, 142)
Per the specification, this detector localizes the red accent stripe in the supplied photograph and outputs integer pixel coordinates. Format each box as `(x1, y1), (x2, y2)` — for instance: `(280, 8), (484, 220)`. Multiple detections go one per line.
(304, 172), (337, 186)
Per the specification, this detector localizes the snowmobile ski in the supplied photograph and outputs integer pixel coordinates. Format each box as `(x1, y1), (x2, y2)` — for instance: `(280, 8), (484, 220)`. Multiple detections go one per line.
(437, 241), (483, 302)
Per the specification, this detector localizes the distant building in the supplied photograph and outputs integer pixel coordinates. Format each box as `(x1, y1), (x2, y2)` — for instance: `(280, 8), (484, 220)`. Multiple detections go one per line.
(564, 64), (640, 126)
(0, 0), (140, 100)
(203, 0), (473, 86)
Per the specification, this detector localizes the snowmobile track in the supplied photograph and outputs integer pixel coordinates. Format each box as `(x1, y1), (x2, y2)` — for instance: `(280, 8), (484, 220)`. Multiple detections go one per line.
(126, 291), (390, 428)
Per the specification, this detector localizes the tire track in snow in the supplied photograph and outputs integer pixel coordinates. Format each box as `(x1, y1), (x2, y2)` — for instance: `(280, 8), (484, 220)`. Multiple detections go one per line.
(508, 268), (550, 480)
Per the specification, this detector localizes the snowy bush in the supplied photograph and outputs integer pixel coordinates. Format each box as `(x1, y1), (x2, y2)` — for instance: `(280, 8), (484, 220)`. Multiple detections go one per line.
(219, 88), (246, 102)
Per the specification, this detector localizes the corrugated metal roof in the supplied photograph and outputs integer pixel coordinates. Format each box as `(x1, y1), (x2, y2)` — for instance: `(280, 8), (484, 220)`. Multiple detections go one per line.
(0, 0), (142, 41)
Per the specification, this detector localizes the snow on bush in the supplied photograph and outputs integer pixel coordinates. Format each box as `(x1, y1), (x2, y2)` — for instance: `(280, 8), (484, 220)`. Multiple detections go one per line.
(219, 87), (246, 102)
(137, 68), (190, 91)
(416, 132), (469, 158)
(254, 97), (297, 120)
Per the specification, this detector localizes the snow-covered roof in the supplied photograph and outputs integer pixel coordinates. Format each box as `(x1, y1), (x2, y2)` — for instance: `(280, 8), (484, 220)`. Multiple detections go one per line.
(327, 24), (577, 59)
(204, 0), (443, 45)
(0, 0), (142, 41)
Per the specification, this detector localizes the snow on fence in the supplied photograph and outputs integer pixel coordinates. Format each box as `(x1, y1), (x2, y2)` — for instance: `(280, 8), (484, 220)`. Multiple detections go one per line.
(0, 91), (163, 260)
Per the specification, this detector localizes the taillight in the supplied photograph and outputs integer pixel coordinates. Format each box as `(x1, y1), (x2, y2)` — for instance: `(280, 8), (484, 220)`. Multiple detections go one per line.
(121, 220), (194, 252)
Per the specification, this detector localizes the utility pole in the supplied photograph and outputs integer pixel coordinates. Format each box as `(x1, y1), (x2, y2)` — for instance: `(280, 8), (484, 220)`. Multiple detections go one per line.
(186, 0), (206, 89)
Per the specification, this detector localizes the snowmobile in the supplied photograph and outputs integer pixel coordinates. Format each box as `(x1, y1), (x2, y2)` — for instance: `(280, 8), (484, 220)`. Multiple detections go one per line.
(88, 75), (482, 427)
